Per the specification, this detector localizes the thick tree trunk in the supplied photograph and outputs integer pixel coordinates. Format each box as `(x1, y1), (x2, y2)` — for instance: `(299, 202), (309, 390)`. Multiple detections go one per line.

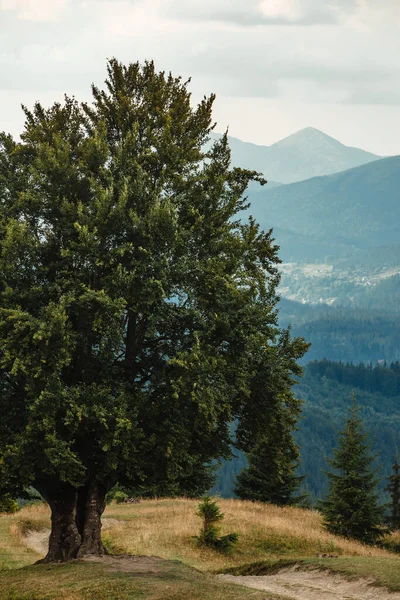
(76, 481), (107, 558)
(36, 484), (81, 563)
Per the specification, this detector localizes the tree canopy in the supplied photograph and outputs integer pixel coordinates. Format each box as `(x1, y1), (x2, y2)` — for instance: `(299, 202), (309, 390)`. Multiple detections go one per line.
(0, 59), (307, 561)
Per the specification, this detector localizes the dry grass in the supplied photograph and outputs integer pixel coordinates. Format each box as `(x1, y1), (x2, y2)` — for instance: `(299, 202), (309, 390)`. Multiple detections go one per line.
(0, 518), (39, 571)
(3, 498), (395, 570)
(102, 498), (394, 572)
(2, 498), (400, 599)
(5, 498), (394, 572)
(0, 504), (51, 570)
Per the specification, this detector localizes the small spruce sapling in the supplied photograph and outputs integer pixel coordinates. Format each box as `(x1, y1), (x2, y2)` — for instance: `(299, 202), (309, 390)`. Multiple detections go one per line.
(196, 497), (238, 553)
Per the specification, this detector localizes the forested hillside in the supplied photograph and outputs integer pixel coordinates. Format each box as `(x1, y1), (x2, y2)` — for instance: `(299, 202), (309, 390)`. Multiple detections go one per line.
(278, 298), (400, 363)
(339, 274), (400, 312)
(213, 361), (400, 501)
(297, 361), (400, 501)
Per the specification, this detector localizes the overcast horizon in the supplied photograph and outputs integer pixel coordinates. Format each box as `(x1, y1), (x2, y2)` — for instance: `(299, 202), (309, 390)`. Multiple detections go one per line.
(1, 0), (399, 155)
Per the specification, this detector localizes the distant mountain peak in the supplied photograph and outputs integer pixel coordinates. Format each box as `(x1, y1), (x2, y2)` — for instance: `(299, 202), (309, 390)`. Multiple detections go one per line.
(209, 127), (382, 183)
(271, 127), (346, 150)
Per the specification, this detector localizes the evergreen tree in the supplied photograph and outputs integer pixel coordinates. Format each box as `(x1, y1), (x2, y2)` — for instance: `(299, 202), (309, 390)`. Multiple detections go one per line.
(386, 450), (400, 530)
(0, 59), (307, 562)
(234, 346), (306, 506)
(320, 394), (386, 544)
(234, 404), (305, 505)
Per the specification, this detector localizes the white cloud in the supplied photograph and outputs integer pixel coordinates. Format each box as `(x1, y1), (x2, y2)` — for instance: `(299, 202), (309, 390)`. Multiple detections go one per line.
(84, 0), (165, 40)
(344, 0), (400, 32)
(0, 0), (68, 21)
(163, 0), (355, 26)
(260, 0), (305, 21)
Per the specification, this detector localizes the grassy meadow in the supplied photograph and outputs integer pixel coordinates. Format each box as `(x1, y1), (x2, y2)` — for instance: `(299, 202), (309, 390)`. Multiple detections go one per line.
(101, 498), (393, 569)
(1, 498), (400, 599)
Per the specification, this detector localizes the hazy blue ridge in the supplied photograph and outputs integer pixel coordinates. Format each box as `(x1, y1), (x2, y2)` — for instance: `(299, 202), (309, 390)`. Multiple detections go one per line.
(245, 154), (400, 247)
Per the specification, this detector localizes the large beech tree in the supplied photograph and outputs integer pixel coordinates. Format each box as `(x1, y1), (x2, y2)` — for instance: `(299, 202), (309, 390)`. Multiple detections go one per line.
(0, 59), (307, 562)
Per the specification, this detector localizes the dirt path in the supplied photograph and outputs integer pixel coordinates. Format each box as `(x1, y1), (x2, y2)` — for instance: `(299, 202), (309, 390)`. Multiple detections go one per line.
(24, 529), (48, 555)
(218, 565), (400, 600)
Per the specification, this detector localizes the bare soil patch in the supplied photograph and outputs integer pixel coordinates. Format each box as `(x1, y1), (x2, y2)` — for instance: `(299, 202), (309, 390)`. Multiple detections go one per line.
(83, 554), (171, 575)
(218, 564), (400, 600)
(23, 529), (49, 556)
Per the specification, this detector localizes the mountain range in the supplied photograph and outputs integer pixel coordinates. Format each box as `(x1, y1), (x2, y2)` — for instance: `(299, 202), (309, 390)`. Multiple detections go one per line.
(214, 127), (381, 183)
(212, 129), (400, 502)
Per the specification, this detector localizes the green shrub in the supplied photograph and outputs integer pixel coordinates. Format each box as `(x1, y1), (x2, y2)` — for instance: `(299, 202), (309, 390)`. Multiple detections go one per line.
(0, 495), (19, 514)
(105, 485), (128, 504)
(113, 491), (128, 504)
(196, 496), (238, 554)
(17, 487), (43, 508)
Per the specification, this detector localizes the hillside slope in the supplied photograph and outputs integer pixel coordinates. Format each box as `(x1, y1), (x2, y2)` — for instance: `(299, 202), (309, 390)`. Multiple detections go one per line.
(246, 155), (400, 247)
(296, 361), (400, 500)
(2, 499), (400, 600)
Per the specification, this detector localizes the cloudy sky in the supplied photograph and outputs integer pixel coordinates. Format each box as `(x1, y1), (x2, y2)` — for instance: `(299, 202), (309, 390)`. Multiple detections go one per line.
(0, 0), (399, 154)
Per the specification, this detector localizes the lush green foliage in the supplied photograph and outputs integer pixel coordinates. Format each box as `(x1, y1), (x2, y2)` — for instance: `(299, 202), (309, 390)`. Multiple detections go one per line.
(232, 325), (308, 506)
(296, 364), (400, 502)
(210, 452), (247, 498)
(196, 496), (238, 553)
(305, 359), (400, 395)
(319, 396), (386, 544)
(113, 491), (129, 504)
(297, 361), (400, 503)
